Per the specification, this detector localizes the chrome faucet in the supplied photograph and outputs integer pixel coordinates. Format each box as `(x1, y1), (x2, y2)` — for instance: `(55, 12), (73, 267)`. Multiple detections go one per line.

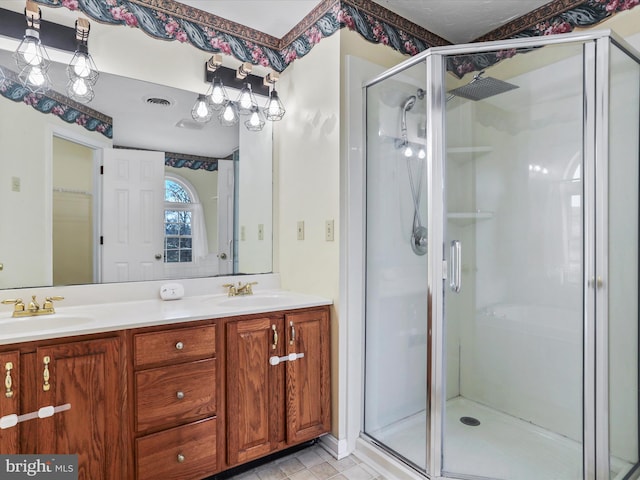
(1, 295), (64, 318)
(222, 281), (258, 297)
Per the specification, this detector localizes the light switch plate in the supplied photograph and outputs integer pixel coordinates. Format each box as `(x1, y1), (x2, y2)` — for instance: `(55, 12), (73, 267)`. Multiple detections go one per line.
(297, 221), (304, 240)
(325, 219), (334, 241)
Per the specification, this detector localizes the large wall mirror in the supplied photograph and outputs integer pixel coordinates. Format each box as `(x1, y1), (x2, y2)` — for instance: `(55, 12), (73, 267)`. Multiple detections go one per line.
(0, 3), (273, 290)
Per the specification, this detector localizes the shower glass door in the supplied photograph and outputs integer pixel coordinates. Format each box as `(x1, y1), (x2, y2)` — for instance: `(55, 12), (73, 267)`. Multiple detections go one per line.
(441, 41), (586, 479)
(363, 60), (428, 472)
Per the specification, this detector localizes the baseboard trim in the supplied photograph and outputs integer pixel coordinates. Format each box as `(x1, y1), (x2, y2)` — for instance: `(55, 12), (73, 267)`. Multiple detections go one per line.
(318, 434), (351, 460)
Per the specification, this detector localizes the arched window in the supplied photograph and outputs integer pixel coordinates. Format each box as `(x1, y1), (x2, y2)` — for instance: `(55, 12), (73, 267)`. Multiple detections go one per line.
(164, 174), (208, 263)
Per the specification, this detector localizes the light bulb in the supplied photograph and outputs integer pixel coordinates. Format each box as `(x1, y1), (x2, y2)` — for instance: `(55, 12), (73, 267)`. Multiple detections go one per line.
(239, 91), (252, 110)
(195, 99), (209, 118)
(404, 145), (413, 157)
(28, 66), (46, 86)
(418, 148), (426, 159)
(23, 40), (40, 66)
(267, 98), (279, 116)
(223, 104), (236, 122)
(71, 77), (89, 96)
(73, 54), (90, 78)
(249, 110), (261, 127)
(211, 83), (225, 105)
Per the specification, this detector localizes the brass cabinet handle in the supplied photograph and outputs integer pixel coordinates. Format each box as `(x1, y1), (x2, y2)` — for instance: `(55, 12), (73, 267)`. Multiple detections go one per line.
(177, 453), (185, 463)
(271, 325), (278, 350)
(43, 356), (51, 392)
(176, 391), (185, 400)
(175, 341), (184, 350)
(4, 362), (14, 398)
(289, 321), (296, 345)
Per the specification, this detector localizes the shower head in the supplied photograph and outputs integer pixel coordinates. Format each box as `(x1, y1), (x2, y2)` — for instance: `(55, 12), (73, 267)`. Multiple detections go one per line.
(447, 71), (518, 101)
(402, 95), (417, 112)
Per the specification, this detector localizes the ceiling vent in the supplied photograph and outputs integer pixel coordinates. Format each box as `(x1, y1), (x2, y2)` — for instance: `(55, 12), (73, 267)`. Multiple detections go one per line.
(144, 96), (173, 107)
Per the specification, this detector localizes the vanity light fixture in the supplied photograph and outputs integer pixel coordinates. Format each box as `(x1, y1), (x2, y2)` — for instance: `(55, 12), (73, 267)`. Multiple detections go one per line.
(191, 93), (214, 122)
(14, 0), (51, 93)
(236, 82), (258, 115)
(245, 105), (266, 131)
(236, 62), (252, 80)
(66, 18), (99, 103)
(204, 54), (228, 110)
(263, 70), (285, 121)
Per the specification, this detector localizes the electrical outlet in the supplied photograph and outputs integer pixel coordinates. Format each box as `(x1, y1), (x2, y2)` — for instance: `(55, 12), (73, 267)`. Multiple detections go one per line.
(325, 219), (334, 241)
(297, 221), (305, 240)
(258, 224), (264, 240)
(241, 225), (246, 241)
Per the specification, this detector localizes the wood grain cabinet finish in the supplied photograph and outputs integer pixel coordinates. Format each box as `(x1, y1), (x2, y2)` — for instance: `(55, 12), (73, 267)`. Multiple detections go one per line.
(136, 417), (217, 480)
(226, 307), (331, 467)
(132, 323), (218, 480)
(0, 351), (20, 454)
(0, 337), (125, 480)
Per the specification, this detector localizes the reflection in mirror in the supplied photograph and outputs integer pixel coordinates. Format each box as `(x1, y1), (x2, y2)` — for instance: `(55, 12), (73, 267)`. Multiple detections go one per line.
(0, 44), (273, 290)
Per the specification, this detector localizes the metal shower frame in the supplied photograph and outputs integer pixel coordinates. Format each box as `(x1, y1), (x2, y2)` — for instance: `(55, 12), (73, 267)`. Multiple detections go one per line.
(362, 29), (640, 480)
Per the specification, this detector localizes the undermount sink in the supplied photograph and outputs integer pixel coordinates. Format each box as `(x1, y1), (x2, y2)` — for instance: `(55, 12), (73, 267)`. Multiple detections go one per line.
(215, 292), (299, 308)
(0, 314), (95, 336)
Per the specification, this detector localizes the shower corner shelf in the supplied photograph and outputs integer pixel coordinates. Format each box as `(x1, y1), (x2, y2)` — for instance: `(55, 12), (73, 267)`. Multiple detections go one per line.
(447, 146), (493, 162)
(447, 211), (494, 226)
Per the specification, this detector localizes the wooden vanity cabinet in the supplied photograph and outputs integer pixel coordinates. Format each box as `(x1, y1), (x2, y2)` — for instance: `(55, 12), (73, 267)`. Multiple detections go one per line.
(130, 322), (218, 480)
(0, 335), (126, 480)
(225, 306), (331, 468)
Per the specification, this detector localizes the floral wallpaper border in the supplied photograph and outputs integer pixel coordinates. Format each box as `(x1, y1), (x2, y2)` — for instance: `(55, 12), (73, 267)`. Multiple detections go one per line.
(165, 151), (219, 171)
(446, 0), (639, 78)
(0, 67), (113, 138)
(27, 0), (640, 76)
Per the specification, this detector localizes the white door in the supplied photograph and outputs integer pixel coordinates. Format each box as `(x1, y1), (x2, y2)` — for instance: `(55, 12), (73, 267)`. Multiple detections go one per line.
(101, 148), (165, 282)
(217, 159), (235, 275)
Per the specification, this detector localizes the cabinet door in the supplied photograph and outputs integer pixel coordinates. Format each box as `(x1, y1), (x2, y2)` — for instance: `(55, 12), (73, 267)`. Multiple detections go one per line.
(285, 308), (331, 444)
(0, 351), (20, 453)
(226, 317), (284, 466)
(36, 337), (124, 480)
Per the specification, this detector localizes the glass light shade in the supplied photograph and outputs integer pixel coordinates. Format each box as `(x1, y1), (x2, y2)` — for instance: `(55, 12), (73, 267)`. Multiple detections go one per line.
(67, 48), (99, 85)
(191, 94), (214, 122)
(245, 107), (265, 131)
(14, 30), (49, 70)
(236, 83), (257, 115)
(265, 90), (285, 121)
(67, 77), (95, 103)
(418, 148), (426, 159)
(207, 78), (228, 110)
(219, 102), (239, 126)
(403, 145), (413, 157)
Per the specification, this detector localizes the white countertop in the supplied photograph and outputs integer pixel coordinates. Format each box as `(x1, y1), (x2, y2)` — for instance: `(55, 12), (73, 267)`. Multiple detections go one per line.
(0, 287), (332, 345)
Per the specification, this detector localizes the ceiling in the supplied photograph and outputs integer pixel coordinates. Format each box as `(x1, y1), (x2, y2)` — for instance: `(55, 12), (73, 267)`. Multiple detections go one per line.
(177, 0), (555, 44)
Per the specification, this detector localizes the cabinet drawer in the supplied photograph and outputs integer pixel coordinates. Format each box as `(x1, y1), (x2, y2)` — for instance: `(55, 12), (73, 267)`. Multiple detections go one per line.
(136, 417), (217, 480)
(136, 358), (216, 432)
(134, 324), (216, 367)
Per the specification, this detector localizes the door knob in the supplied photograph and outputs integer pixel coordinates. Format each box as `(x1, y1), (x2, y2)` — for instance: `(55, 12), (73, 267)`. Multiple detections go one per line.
(155, 253), (162, 260)
(219, 252), (227, 260)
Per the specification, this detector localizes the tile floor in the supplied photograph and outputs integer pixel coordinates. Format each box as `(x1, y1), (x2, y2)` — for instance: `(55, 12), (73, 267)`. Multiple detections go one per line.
(226, 443), (387, 480)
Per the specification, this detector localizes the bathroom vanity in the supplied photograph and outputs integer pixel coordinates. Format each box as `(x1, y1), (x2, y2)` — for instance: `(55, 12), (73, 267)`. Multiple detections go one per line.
(0, 282), (332, 480)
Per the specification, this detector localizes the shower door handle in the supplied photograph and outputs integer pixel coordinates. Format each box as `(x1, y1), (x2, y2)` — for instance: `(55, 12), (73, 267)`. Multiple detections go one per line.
(450, 240), (462, 293)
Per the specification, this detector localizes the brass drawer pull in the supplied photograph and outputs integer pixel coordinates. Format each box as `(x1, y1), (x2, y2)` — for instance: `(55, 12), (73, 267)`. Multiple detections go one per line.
(5, 362), (14, 398)
(177, 453), (185, 463)
(176, 391), (185, 400)
(289, 321), (296, 345)
(175, 341), (184, 350)
(43, 356), (51, 392)
(271, 325), (278, 350)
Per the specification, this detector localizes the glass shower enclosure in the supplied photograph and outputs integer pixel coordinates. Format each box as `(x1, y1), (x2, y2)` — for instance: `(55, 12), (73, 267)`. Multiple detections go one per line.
(363, 30), (640, 480)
